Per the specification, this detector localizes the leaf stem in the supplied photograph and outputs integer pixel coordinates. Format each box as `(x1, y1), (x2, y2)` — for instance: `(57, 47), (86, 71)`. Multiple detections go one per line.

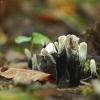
(30, 37), (34, 53)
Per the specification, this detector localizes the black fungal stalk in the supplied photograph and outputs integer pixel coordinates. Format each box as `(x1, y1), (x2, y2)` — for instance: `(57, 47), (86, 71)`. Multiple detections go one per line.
(53, 36), (67, 85)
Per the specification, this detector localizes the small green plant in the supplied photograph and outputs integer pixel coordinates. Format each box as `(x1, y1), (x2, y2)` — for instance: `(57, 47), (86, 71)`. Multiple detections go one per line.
(15, 36), (31, 44)
(84, 60), (90, 73)
(82, 87), (93, 97)
(15, 32), (51, 53)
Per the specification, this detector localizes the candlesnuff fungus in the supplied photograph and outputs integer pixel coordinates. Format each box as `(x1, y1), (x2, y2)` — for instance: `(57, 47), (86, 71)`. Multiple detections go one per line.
(40, 34), (87, 87)
(64, 35), (87, 87)
(24, 48), (39, 70)
(25, 34), (87, 87)
(89, 59), (97, 79)
(24, 48), (32, 69)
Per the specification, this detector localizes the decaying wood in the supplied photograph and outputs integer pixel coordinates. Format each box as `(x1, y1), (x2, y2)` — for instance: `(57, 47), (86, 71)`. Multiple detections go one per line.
(80, 21), (100, 56)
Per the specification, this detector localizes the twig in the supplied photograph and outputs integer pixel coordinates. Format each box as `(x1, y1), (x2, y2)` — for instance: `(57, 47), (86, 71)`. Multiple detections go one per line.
(80, 81), (91, 86)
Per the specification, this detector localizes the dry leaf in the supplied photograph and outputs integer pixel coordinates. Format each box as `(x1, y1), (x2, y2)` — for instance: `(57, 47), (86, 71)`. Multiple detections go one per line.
(0, 68), (55, 83)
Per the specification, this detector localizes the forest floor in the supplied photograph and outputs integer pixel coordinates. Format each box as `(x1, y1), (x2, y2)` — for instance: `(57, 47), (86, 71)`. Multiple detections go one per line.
(0, 20), (100, 100)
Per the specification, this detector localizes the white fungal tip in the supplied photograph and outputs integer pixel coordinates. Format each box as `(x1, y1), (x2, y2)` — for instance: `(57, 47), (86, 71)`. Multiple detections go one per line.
(65, 35), (71, 57)
(89, 59), (97, 74)
(76, 37), (80, 43)
(71, 35), (76, 41)
(41, 38), (46, 47)
(54, 41), (59, 51)
(31, 54), (38, 70)
(24, 48), (31, 60)
(58, 35), (66, 53)
(41, 48), (49, 57)
(40, 48), (56, 64)
(65, 34), (71, 49)
(65, 34), (79, 57)
(71, 35), (79, 55)
(79, 42), (87, 61)
(73, 35), (79, 45)
(45, 43), (57, 53)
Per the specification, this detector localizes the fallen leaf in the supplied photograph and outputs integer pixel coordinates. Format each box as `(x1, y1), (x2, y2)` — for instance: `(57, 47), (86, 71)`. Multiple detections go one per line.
(0, 68), (55, 83)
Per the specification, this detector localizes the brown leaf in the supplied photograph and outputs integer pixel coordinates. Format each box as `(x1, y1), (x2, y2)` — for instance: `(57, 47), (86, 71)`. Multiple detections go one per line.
(0, 68), (55, 83)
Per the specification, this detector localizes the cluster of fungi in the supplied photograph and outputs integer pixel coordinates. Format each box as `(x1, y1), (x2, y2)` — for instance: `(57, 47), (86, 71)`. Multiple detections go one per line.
(25, 34), (97, 87)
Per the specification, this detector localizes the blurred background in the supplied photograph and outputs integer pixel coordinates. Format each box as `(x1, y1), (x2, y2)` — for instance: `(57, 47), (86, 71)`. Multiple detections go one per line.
(0, 0), (100, 54)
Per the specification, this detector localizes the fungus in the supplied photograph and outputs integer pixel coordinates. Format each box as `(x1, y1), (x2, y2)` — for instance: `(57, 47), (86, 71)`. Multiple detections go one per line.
(89, 59), (97, 79)
(25, 34), (88, 87)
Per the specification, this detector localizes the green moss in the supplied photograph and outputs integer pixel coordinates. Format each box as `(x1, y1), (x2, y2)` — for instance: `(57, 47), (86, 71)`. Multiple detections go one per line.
(82, 87), (93, 97)
(0, 88), (44, 100)
(84, 60), (90, 73)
